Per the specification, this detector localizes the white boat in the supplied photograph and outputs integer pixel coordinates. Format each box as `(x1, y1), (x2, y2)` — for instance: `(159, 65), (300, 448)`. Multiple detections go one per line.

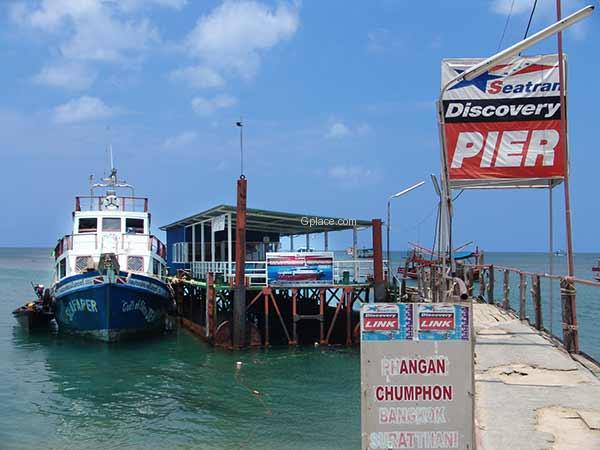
(50, 163), (172, 342)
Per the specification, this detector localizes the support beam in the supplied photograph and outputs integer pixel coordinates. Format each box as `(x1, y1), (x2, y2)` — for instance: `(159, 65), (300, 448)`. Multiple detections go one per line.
(324, 231), (329, 251)
(211, 221), (215, 264)
(201, 222), (205, 262)
(353, 226), (358, 282)
(192, 224), (196, 267)
(227, 213), (232, 279)
(290, 235), (294, 251)
(233, 176), (248, 349)
(306, 233), (309, 251)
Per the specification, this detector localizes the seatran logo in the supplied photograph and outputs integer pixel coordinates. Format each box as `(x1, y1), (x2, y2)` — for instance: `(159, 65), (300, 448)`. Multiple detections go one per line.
(450, 62), (560, 95)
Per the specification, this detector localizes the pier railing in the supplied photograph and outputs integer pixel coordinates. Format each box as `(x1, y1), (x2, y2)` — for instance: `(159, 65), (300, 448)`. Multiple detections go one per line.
(189, 259), (388, 286)
(421, 262), (598, 360)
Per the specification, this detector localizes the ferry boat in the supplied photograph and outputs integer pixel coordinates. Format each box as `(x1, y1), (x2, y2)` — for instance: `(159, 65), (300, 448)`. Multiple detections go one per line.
(277, 266), (323, 281)
(51, 165), (172, 342)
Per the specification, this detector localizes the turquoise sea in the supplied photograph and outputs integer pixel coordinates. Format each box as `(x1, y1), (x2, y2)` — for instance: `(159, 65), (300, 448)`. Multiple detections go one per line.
(1, 248), (599, 449)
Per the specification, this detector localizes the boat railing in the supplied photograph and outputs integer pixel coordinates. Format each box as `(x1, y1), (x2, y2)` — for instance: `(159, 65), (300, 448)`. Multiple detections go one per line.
(75, 196), (148, 212)
(54, 233), (166, 260)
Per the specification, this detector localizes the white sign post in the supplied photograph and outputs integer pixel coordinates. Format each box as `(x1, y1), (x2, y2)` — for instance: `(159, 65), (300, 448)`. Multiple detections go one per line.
(360, 303), (474, 450)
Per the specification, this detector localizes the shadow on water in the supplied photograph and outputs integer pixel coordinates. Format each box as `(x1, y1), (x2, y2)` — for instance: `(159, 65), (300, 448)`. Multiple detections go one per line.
(6, 325), (361, 450)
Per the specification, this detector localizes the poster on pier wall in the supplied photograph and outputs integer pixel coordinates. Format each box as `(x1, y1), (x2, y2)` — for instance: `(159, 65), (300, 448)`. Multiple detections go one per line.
(360, 303), (474, 450)
(441, 54), (566, 189)
(266, 252), (333, 286)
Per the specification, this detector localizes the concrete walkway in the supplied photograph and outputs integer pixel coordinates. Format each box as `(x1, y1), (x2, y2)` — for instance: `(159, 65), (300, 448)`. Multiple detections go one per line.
(474, 304), (600, 450)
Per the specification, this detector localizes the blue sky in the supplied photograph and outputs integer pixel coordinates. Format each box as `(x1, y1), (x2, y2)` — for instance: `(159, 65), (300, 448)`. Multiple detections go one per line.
(1, 0), (599, 252)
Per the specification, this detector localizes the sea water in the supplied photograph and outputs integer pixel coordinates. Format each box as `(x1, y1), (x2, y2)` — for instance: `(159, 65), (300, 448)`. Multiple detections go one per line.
(1, 248), (598, 449)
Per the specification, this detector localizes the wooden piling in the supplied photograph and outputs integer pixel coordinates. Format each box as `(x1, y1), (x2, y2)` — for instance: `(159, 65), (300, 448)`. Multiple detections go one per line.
(560, 277), (579, 353)
(372, 219), (386, 302)
(487, 264), (495, 305)
(291, 288), (298, 345)
(207, 272), (216, 339)
(466, 267), (474, 297)
(532, 274), (542, 330)
(233, 176), (248, 349)
(502, 270), (510, 310)
(479, 267), (486, 299)
(519, 272), (527, 321)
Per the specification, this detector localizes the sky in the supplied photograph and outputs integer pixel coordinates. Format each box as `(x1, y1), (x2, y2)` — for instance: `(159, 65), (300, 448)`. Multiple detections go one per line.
(1, 0), (599, 252)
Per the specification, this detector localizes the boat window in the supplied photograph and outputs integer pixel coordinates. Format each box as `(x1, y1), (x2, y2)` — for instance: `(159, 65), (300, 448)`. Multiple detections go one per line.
(58, 258), (66, 279)
(127, 256), (144, 272)
(125, 218), (144, 234)
(102, 217), (121, 232)
(153, 258), (160, 276)
(75, 256), (93, 273)
(78, 218), (97, 233)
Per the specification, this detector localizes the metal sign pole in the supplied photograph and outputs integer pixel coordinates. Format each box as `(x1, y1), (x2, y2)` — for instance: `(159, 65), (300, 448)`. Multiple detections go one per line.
(556, 0), (579, 353)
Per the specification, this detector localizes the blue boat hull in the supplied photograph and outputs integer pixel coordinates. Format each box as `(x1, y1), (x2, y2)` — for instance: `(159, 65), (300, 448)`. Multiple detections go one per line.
(53, 272), (171, 342)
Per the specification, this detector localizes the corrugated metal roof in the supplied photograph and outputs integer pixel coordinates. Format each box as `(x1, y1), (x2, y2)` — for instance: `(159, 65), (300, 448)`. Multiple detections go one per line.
(160, 204), (372, 236)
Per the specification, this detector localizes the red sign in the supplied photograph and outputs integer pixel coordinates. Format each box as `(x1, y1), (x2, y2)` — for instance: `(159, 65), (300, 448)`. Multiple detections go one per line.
(363, 312), (399, 331)
(419, 312), (455, 331)
(442, 55), (565, 188)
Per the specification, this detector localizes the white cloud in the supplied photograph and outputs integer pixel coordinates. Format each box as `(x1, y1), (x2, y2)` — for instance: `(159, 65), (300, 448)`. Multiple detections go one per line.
(326, 121), (371, 139)
(118, 0), (188, 12)
(163, 130), (198, 148)
(11, 0), (169, 92)
(491, 0), (587, 39)
(180, 1), (299, 84)
(33, 62), (95, 90)
(191, 94), (237, 116)
(491, 0), (537, 15)
(366, 28), (402, 53)
(169, 65), (225, 88)
(327, 165), (377, 188)
(53, 96), (116, 124)
(327, 122), (350, 138)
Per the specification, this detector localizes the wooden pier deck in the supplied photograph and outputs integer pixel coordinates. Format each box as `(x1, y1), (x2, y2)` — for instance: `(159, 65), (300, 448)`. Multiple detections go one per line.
(473, 303), (600, 449)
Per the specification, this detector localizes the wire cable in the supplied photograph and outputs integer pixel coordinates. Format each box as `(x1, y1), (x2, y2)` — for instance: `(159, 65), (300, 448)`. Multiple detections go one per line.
(523, 0), (539, 40)
(497, 0), (516, 51)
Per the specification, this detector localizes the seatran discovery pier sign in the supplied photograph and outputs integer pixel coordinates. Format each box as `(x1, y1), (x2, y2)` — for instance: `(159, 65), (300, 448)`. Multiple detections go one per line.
(441, 54), (565, 189)
(360, 303), (474, 449)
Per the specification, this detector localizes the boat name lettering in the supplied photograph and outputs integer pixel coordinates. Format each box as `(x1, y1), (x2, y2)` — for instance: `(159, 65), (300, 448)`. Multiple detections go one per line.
(64, 298), (98, 322)
(122, 299), (158, 323)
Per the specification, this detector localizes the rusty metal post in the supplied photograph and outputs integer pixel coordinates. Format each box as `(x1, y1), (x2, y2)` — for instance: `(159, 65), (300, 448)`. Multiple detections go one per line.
(487, 264), (495, 305)
(345, 288), (353, 346)
(502, 270), (510, 310)
(319, 289), (326, 345)
(291, 288), (298, 345)
(264, 290), (270, 347)
(372, 219), (385, 302)
(560, 277), (579, 353)
(532, 275), (542, 331)
(556, 1), (579, 354)
(233, 176), (247, 348)
(519, 272), (527, 321)
(207, 272), (216, 339)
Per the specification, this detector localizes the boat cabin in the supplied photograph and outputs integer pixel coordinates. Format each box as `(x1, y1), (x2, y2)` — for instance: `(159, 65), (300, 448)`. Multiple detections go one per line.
(53, 194), (167, 283)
